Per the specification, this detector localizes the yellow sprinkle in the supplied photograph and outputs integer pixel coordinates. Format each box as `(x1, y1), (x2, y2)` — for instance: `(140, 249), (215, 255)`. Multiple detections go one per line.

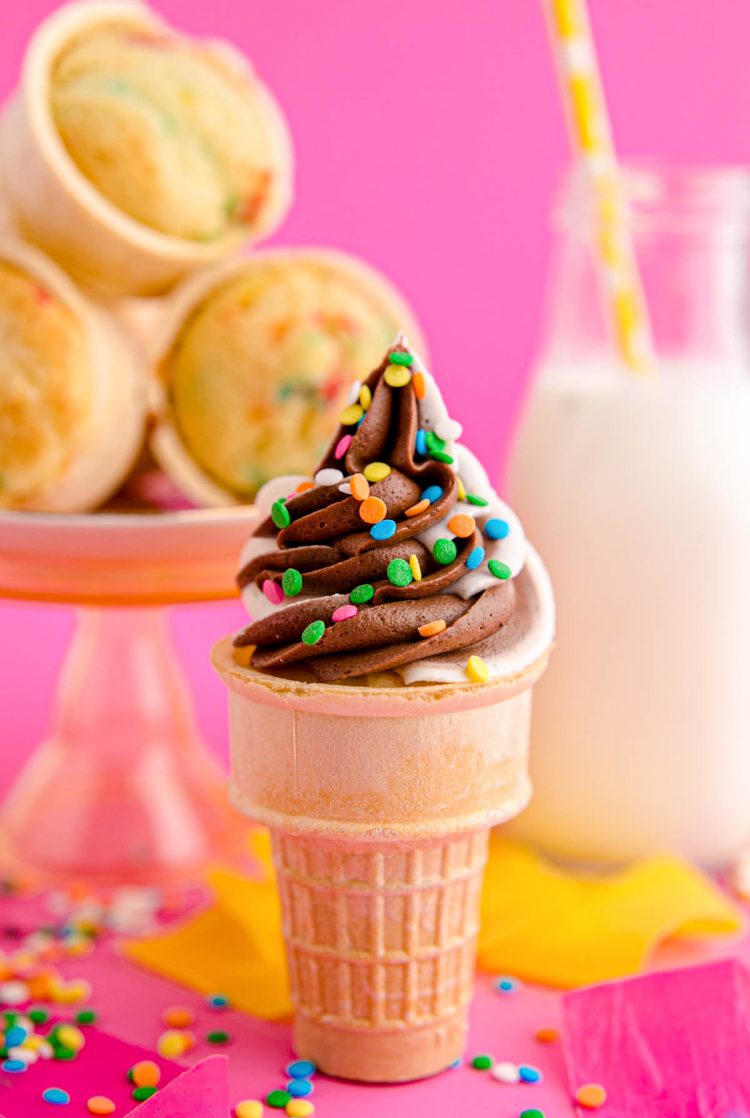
(363, 462), (391, 483)
(457, 476), (467, 501)
(235, 1102), (264, 1118)
(157, 1030), (189, 1058)
(359, 384), (372, 410)
(409, 554), (422, 582)
(384, 366), (412, 388)
(54, 979), (92, 1004)
(286, 1102), (315, 1117)
(339, 403), (364, 426)
(465, 655), (490, 683)
(55, 1024), (85, 1052)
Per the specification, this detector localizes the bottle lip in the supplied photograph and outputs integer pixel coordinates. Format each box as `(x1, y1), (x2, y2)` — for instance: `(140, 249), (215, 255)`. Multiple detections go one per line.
(556, 160), (750, 238)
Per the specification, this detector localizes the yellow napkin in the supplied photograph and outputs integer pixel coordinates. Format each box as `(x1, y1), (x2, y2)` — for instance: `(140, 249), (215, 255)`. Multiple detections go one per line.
(124, 831), (744, 1017)
(478, 836), (744, 988)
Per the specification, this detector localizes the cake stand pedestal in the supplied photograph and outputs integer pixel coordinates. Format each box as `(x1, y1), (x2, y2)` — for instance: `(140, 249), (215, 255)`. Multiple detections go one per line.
(0, 506), (257, 885)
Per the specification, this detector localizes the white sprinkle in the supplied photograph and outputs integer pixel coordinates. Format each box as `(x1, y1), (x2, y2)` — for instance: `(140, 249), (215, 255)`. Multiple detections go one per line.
(0, 981), (29, 1006)
(347, 380), (362, 405)
(315, 468), (344, 487)
(490, 1061), (520, 1084)
(338, 482), (352, 495)
(8, 1047), (37, 1065)
(435, 418), (463, 442)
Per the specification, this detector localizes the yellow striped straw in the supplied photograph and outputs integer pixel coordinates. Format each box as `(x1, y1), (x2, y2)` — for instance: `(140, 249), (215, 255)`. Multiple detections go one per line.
(544, 0), (654, 373)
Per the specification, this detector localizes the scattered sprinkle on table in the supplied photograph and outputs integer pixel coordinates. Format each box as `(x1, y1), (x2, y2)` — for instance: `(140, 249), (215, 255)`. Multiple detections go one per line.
(447, 514), (475, 538)
(286, 1102), (314, 1117)
(488, 559), (512, 580)
(433, 538), (457, 565)
(349, 473), (369, 501)
(520, 1110), (545, 1118)
(405, 498), (429, 518)
(55, 1025), (85, 1051)
(286, 1060), (316, 1078)
(359, 496), (387, 524)
(491, 1061), (520, 1084)
(314, 468), (343, 487)
(485, 517), (510, 540)
(350, 584), (374, 604)
(271, 501), (291, 529)
(471, 1054), (493, 1070)
(519, 1064), (543, 1083)
(157, 1029), (190, 1058)
(207, 993), (230, 1010)
(421, 485), (443, 503)
(576, 1083), (608, 1109)
(413, 371), (426, 399)
(465, 546), (485, 570)
(534, 1026), (560, 1045)
(388, 351), (414, 366)
(419, 619), (446, 638)
(266, 1089), (291, 1108)
(409, 554), (422, 581)
(42, 1088), (70, 1105)
(206, 1030), (231, 1045)
(370, 519), (396, 541)
(282, 569), (303, 597)
(387, 558), (413, 587)
(87, 1098), (115, 1115)
(75, 1009), (97, 1026)
(334, 435), (352, 459)
(129, 1060), (160, 1087)
(466, 656), (490, 683)
(339, 403), (363, 426)
(363, 462), (391, 483)
(235, 1102), (264, 1118)
(301, 621), (325, 646)
(29, 1008), (49, 1024)
(332, 604), (357, 623)
(286, 1078), (313, 1097)
(132, 1086), (158, 1101)
(495, 975), (521, 994)
(384, 366), (412, 388)
(2, 1058), (26, 1072)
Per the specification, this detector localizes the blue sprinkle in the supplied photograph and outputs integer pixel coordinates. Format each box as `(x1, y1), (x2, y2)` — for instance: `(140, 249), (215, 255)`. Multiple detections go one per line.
(519, 1065), (543, 1084)
(415, 429), (427, 456)
(357, 416), (366, 428)
(421, 485), (443, 504)
(485, 518), (510, 540)
(465, 546), (485, 571)
(494, 975), (520, 994)
(286, 1060), (316, 1078)
(287, 1079), (314, 1097)
(42, 1088), (70, 1105)
(449, 1058), (463, 1070)
(207, 993), (230, 1010)
(370, 519), (396, 541)
(4, 1025), (27, 1047)
(2, 1059), (26, 1073)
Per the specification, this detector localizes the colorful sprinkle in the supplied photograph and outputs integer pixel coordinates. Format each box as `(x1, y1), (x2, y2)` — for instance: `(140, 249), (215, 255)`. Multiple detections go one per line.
(359, 496), (387, 524)
(286, 1102), (315, 1118)
(29, 1008), (49, 1025)
(494, 975), (521, 994)
(42, 1088), (70, 1105)
(409, 554), (422, 581)
(384, 366), (412, 388)
(485, 518), (510, 540)
(282, 569), (303, 597)
(206, 1030), (231, 1045)
(471, 1054), (493, 1070)
(332, 604), (358, 623)
(363, 462), (391, 483)
(301, 621), (325, 646)
(339, 403), (364, 426)
(347, 380), (362, 405)
(405, 498), (429, 518)
(5, 1025), (27, 1047)
(456, 477), (467, 500)
(415, 429), (427, 456)
(466, 655), (490, 683)
(387, 558), (413, 587)
(519, 1065), (543, 1084)
(334, 435), (352, 460)
(370, 519), (396, 541)
(447, 514), (475, 538)
(430, 449), (454, 464)
(466, 493), (489, 507)
(286, 1060), (316, 1078)
(350, 584), (374, 604)
(488, 559), (512, 580)
(413, 371), (426, 399)
(271, 500), (291, 529)
(425, 430), (446, 453)
(534, 1026), (561, 1045)
(2, 1059), (26, 1072)
(349, 473), (370, 501)
(234, 1103), (264, 1118)
(388, 351), (414, 366)
(435, 417), (463, 441)
(157, 1030), (190, 1058)
(421, 485), (443, 503)
(294, 480), (316, 493)
(519, 1111), (544, 1118)
(359, 384), (372, 410)
(129, 1061), (161, 1087)
(87, 1099), (116, 1116)
(263, 579), (284, 605)
(465, 546), (485, 570)
(207, 994), (230, 1010)
(418, 619), (446, 638)
(490, 1062), (520, 1084)
(576, 1084), (607, 1109)
(55, 1025), (84, 1051)
(266, 1090), (291, 1109)
(132, 1086), (158, 1101)
(287, 1079), (313, 1097)
(433, 538), (457, 565)
(314, 468), (344, 487)
(75, 1010), (97, 1026)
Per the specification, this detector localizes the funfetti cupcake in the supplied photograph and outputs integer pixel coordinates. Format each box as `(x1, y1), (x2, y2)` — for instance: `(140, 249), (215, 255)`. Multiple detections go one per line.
(212, 339), (555, 1083)
(0, 1), (292, 295)
(149, 249), (427, 506)
(0, 240), (145, 512)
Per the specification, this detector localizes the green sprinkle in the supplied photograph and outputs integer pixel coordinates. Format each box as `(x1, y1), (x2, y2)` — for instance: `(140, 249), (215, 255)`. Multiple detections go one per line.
(466, 493), (489, 507)
(132, 1086), (158, 1101)
(433, 538), (458, 566)
(488, 559), (512, 580)
(271, 500), (291, 529)
(206, 1030), (231, 1045)
(75, 1009), (97, 1026)
(425, 430), (446, 453)
(28, 1008), (49, 1025)
(430, 449), (454, 464)
(387, 558), (413, 587)
(388, 351), (414, 366)
(53, 1047), (77, 1061)
(472, 1054), (493, 1070)
(519, 1111), (545, 1118)
(266, 1090), (291, 1108)
(282, 568), (303, 597)
(302, 620), (325, 645)
(350, 583), (374, 604)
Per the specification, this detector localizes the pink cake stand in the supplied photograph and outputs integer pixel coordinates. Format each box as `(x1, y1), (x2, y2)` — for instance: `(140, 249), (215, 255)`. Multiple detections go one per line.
(0, 504), (257, 886)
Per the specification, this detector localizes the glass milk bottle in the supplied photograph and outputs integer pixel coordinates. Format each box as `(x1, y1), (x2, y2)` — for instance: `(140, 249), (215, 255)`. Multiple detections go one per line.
(508, 165), (750, 867)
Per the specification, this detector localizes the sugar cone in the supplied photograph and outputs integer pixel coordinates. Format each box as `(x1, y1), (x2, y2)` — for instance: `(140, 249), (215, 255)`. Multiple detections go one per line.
(212, 562), (551, 1082)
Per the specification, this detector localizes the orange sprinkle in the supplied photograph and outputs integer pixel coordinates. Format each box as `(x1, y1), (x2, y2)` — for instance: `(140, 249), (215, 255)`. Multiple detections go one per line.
(447, 514), (475, 538)
(87, 1099), (116, 1116)
(350, 473), (370, 502)
(413, 371), (426, 400)
(535, 1026), (561, 1045)
(576, 1084), (608, 1109)
(163, 1006), (194, 1028)
(418, 619), (447, 638)
(359, 496), (387, 524)
(295, 480), (315, 493)
(131, 1060), (161, 1088)
(405, 498), (430, 518)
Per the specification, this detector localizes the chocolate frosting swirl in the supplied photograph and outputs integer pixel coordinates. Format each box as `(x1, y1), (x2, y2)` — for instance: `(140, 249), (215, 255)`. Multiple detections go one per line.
(234, 342), (523, 682)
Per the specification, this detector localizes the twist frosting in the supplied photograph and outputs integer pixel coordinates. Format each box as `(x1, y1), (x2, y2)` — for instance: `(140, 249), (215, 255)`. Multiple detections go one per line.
(234, 338), (550, 684)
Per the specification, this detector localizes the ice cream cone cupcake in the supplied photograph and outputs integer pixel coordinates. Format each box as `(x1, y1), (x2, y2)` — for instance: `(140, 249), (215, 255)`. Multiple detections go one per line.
(0, 239), (146, 511)
(213, 339), (554, 1081)
(0, 0), (293, 296)
(149, 249), (427, 506)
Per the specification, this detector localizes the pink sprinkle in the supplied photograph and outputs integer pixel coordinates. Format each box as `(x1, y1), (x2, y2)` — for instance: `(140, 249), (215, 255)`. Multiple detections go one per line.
(262, 579), (284, 605)
(332, 604), (358, 623)
(335, 435), (352, 460)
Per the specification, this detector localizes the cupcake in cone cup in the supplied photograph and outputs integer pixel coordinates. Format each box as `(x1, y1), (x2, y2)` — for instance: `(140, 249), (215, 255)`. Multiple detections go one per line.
(214, 338), (554, 1081)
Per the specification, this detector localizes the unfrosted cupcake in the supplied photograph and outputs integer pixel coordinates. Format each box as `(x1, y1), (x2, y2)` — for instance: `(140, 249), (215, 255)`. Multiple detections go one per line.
(0, 240), (145, 511)
(150, 249), (426, 505)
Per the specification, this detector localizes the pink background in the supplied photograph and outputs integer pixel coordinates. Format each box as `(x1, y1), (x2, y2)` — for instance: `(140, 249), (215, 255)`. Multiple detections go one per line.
(3, 0), (750, 793)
